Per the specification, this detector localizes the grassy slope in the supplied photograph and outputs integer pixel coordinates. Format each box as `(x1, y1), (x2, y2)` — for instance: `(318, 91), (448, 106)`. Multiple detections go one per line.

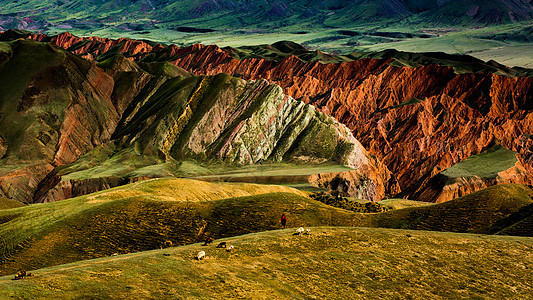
(371, 184), (533, 233)
(0, 40), (64, 161)
(0, 178), (362, 275)
(378, 198), (435, 210)
(441, 145), (518, 180)
(0, 227), (531, 299)
(1, 182), (532, 275)
(0, 197), (25, 210)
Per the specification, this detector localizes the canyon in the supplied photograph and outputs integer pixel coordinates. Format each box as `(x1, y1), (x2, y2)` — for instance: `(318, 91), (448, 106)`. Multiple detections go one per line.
(0, 36), (399, 203)
(13, 31), (533, 202)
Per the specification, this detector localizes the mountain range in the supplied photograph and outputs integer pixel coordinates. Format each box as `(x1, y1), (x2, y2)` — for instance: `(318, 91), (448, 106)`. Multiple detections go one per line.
(2, 0), (533, 71)
(0, 34), (401, 205)
(3, 31), (530, 204)
(2, 0), (533, 29)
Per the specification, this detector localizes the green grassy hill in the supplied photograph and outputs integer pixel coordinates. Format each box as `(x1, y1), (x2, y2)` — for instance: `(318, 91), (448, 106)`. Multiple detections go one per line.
(440, 145), (518, 180)
(371, 184), (533, 233)
(0, 227), (531, 299)
(1, 181), (532, 275)
(0, 178), (361, 276)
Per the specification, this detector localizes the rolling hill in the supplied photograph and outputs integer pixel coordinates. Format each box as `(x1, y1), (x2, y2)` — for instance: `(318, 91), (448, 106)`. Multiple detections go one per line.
(0, 227), (531, 299)
(0, 178), (359, 275)
(0, 181), (531, 275)
(371, 183), (533, 235)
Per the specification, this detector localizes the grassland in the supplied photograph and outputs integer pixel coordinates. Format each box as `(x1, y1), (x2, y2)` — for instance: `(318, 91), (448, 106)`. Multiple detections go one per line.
(371, 184), (533, 234)
(1, 180), (531, 276)
(0, 227), (531, 299)
(0, 178), (315, 275)
(440, 145), (518, 180)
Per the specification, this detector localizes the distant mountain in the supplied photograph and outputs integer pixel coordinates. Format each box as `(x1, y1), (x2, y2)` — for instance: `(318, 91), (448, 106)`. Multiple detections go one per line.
(1, 0), (533, 33)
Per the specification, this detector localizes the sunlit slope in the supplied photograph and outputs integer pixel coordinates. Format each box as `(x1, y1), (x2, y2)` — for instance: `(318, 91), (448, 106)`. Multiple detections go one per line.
(0, 178), (362, 275)
(0, 227), (531, 299)
(371, 184), (533, 233)
(1, 182), (532, 276)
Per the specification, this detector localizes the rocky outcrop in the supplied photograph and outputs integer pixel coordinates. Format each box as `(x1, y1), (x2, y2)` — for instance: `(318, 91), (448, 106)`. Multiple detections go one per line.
(0, 163), (54, 204)
(37, 176), (129, 203)
(31, 32), (157, 61)
(111, 72), (399, 200)
(309, 168), (399, 202)
(0, 37), (396, 203)
(20, 32), (533, 201)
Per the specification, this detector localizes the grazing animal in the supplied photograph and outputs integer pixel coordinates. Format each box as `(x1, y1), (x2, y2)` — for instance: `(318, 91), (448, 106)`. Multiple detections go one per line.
(226, 245), (234, 252)
(197, 251), (206, 260)
(217, 242), (227, 248)
(294, 227), (305, 235)
(111, 253), (119, 256)
(13, 270), (32, 280)
(203, 237), (214, 246)
(305, 228), (311, 235)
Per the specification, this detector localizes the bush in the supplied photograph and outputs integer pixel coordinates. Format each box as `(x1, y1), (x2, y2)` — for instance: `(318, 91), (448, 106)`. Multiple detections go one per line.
(309, 192), (390, 213)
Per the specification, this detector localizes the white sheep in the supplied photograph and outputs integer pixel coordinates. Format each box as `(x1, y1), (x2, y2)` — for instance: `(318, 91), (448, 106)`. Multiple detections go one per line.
(197, 251), (206, 260)
(305, 228), (311, 235)
(296, 227), (305, 235)
(226, 245), (234, 252)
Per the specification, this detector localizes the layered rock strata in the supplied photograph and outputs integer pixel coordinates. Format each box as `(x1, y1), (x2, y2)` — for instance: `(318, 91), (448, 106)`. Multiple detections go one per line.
(20, 32), (533, 202)
(0, 38), (397, 203)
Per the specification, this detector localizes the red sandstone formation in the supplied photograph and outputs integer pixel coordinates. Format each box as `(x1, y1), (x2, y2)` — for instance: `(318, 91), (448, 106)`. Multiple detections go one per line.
(15, 32), (533, 201)
(0, 39), (126, 203)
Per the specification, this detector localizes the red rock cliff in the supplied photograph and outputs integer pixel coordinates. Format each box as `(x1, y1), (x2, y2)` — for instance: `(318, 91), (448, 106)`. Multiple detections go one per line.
(22, 32), (533, 201)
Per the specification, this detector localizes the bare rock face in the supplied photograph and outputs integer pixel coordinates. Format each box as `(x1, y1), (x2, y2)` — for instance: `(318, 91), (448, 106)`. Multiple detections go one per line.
(21, 32), (533, 201)
(0, 37), (395, 203)
(0, 40), (124, 202)
(31, 32), (156, 60)
(37, 176), (128, 203)
(0, 163), (54, 204)
(112, 73), (399, 200)
(4, 32), (533, 202)
(166, 46), (533, 202)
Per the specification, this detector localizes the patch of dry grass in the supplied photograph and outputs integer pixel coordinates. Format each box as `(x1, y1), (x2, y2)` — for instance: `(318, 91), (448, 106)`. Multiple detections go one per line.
(378, 198), (435, 210)
(0, 179), (308, 275)
(85, 178), (308, 203)
(0, 227), (531, 299)
(0, 197), (25, 210)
